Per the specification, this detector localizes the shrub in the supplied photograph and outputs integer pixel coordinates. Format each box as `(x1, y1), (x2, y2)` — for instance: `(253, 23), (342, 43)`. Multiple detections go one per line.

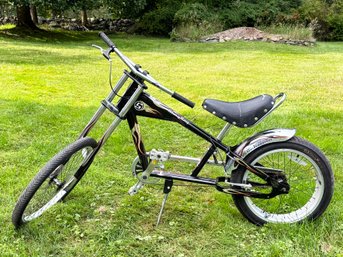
(173, 2), (215, 25)
(327, 1), (343, 40)
(132, 1), (180, 36)
(299, 0), (343, 40)
(219, 2), (259, 28)
(327, 14), (343, 40)
(259, 24), (314, 41)
(170, 3), (223, 41)
(218, 8), (242, 28)
(219, 0), (303, 29)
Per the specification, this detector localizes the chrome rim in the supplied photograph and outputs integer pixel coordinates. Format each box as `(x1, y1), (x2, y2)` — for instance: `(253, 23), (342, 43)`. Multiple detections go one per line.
(243, 149), (324, 223)
(22, 146), (93, 222)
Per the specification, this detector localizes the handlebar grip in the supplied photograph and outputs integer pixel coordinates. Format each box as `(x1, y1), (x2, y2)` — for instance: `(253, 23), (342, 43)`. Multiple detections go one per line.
(99, 32), (116, 48)
(172, 92), (195, 108)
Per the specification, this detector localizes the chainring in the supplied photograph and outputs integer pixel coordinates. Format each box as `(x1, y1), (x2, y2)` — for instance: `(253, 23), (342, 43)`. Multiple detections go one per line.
(131, 156), (162, 184)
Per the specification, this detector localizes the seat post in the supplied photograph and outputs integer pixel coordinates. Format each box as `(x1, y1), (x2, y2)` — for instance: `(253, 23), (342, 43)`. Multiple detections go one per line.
(217, 123), (232, 141)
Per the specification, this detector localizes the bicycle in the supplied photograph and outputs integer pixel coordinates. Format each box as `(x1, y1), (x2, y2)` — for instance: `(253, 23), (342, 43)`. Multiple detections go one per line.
(12, 32), (334, 228)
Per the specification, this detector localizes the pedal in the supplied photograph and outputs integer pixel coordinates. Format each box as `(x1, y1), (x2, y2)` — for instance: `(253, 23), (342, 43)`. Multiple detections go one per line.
(149, 149), (170, 162)
(128, 181), (144, 196)
(156, 179), (173, 226)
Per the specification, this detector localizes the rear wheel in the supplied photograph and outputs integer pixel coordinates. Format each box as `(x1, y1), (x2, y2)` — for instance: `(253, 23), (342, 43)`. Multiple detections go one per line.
(12, 137), (97, 228)
(231, 136), (334, 225)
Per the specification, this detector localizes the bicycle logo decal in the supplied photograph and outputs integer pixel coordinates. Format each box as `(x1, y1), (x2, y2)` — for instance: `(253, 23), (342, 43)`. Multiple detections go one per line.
(134, 101), (145, 111)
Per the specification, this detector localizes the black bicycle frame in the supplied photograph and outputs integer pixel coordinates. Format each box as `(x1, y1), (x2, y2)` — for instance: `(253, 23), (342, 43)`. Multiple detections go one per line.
(129, 91), (230, 170)
(77, 72), (277, 198)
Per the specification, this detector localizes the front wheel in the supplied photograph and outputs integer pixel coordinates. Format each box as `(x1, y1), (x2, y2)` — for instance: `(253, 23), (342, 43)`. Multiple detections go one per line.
(12, 137), (98, 228)
(231, 136), (334, 225)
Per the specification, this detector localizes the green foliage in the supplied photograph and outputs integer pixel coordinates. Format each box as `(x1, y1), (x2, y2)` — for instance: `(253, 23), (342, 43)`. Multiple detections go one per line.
(104, 0), (147, 19)
(300, 0), (343, 40)
(173, 2), (214, 25)
(171, 3), (223, 41)
(218, 0), (303, 29)
(327, 14), (343, 40)
(133, 1), (181, 36)
(327, 1), (343, 40)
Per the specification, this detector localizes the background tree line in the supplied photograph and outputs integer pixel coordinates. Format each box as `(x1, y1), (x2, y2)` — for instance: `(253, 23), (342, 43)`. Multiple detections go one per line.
(0, 0), (342, 40)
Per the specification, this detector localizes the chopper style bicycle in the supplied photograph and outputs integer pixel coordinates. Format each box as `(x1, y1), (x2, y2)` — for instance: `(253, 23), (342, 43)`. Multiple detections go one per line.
(12, 32), (334, 228)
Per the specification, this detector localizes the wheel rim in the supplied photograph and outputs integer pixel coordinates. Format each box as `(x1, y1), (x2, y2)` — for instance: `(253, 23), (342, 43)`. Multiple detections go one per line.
(243, 149), (325, 223)
(22, 146), (93, 222)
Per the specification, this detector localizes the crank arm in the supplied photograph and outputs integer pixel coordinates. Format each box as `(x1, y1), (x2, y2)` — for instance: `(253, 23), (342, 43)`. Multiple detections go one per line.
(128, 181), (144, 196)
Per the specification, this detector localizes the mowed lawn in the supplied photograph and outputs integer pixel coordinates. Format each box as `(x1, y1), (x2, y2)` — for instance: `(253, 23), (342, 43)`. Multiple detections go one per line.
(0, 28), (342, 256)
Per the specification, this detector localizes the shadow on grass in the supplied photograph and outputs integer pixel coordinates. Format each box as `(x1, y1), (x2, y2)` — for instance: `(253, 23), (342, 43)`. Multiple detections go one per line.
(0, 25), (116, 44)
(0, 46), (95, 65)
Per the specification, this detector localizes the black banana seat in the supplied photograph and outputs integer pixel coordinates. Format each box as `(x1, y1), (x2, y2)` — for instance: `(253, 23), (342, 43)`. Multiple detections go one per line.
(202, 94), (275, 128)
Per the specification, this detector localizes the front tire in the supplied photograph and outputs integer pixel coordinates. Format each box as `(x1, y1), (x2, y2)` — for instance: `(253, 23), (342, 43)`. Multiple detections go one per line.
(231, 136), (334, 225)
(12, 137), (98, 228)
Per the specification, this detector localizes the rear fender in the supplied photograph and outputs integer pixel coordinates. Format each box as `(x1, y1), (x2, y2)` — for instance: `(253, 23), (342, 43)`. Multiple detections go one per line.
(234, 129), (296, 158)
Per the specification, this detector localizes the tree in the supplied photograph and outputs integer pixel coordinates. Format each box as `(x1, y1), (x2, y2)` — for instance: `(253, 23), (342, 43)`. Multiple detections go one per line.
(15, 1), (38, 29)
(67, 0), (102, 27)
(103, 0), (147, 19)
(4, 0), (77, 29)
(30, 4), (38, 24)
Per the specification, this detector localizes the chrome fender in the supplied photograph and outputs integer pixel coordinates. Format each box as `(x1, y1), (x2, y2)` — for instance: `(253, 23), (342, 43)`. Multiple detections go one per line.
(234, 129), (296, 158)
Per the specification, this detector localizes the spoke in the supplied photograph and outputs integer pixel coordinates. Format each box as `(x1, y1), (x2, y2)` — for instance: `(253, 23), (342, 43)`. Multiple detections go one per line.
(290, 187), (315, 195)
(243, 147), (324, 223)
(23, 147), (90, 220)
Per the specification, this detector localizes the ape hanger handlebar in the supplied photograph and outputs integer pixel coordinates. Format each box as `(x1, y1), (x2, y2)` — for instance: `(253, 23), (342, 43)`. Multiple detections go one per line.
(97, 32), (195, 108)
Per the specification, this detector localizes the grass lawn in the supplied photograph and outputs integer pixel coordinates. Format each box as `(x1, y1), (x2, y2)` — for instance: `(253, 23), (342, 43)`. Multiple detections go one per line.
(1, 26), (343, 256)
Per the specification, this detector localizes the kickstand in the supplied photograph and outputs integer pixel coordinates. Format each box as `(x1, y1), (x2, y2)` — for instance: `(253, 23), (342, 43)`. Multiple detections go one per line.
(156, 179), (173, 226)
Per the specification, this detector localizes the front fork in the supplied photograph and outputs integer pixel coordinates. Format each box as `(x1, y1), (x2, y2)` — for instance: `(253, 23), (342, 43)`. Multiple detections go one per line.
(74, 73), (145, 180)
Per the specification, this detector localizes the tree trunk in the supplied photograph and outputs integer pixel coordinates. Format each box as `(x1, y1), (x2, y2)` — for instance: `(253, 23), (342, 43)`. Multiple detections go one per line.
(51, 9), (57, 19)
(81, 9), (88, 26)
(16, 4), (37, 29)
(30, 5), (38, 25)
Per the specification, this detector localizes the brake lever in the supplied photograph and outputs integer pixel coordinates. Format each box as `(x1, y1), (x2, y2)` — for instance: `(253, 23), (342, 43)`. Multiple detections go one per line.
(91, 44), (111, 61)
(91, 44), (103, 51)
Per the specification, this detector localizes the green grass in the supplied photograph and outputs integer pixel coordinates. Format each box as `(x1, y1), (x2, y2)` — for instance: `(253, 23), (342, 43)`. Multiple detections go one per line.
(1, 26), (343, 256)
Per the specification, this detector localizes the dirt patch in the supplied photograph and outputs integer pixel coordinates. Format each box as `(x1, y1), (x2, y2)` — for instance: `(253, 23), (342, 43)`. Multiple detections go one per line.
(200, 27), (315, 46)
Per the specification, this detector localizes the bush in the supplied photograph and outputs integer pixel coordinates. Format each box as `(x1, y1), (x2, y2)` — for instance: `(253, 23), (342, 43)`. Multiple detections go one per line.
(300, 0), (343, 40)
(219, 0), (303, 29)
(218, 9), (242, 28)
(259, 24), (314, 41)
(170, 3), (223, 41)
(327, 1), (343, 40)
(133, 1), (180, 36)
(173, 2), (215, 25)
(219, 2), (258, 28)
(327, 14), (343, 40)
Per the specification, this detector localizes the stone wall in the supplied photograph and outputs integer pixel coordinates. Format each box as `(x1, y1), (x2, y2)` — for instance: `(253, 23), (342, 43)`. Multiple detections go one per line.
(0, 16), (17, 25)
(0, 16), (134, 32)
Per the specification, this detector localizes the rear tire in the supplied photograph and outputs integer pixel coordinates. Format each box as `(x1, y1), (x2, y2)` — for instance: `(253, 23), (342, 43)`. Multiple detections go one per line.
(231, 136), (334, 225)
(12, 137), (97, 228)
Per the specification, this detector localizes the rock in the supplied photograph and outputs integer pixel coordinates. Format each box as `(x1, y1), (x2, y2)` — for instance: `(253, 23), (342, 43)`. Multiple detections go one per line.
(200, 27), (315, 47)
(205, 39), (219, 43)
(49, 21), (60, 28)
